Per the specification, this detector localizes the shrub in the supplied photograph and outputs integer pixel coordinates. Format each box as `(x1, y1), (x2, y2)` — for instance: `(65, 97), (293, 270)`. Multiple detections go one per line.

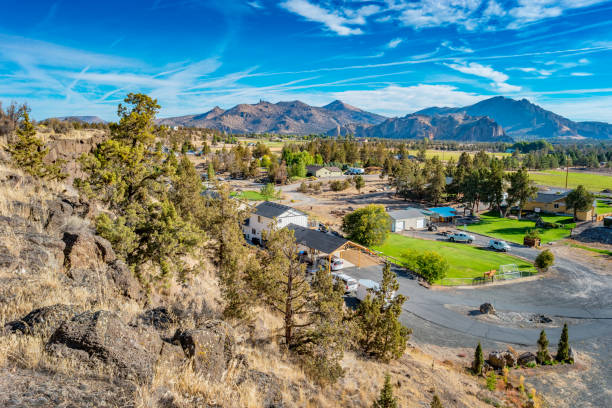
(535, 249), (554, 271)
(525, 229), (541, 239)
(330, 179), (350, 191)
(486, 371), (497, 391)
(536, 330), (552, 364)
(556, 323), (571, 363)
(472, 342), (484, 375)
(413, 251), (449, 284)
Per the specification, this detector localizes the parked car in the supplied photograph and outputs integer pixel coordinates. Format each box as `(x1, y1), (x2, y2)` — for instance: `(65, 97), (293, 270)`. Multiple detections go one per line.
(319, 256), (344, 271)
(332, 272), (358, 293)
(356, 279), (380, 301)
(448, 232), (475, 243)
(489, 239), (511, 252)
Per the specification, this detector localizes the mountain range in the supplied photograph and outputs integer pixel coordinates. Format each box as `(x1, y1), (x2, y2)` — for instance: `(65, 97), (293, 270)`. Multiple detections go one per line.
(63, 97), (612, 141)
(52, 116), (107, 124)
(157, 100), (386, 135)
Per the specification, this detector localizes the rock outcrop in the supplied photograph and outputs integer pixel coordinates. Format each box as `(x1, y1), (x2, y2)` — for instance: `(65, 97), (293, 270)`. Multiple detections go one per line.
(4, 304), (82, 336)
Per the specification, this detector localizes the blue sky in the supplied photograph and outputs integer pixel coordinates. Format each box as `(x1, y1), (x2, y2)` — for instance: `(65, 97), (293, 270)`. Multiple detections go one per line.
(1, 0), (612, 122)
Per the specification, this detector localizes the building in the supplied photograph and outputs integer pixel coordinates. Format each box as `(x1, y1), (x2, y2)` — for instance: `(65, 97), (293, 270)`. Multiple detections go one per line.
(523, 189), (594, 221)
(243, 201), (308, 244)
(287, 224), (348, 263)
(388, 208), (428, 232)
(306, 165), (343, 178)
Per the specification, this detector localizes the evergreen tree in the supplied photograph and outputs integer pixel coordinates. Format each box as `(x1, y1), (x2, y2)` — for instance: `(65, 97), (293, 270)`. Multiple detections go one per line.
(426, 157), (446, 205)
(431, 394), (444, 408)
(356, 263), (411, 362)
(354, 175), (365, 193)
(506, 168), (537, 219)
(473, 342), (484, 375)
(7, 110), (66, 180)
(207, 162), (215, 181)
(76, 94), (202, 284)
(556, 323), (570, 363)
(372, 374), (397, 408)
(565, 185), (595, 221)
(536, 330), (552, 364)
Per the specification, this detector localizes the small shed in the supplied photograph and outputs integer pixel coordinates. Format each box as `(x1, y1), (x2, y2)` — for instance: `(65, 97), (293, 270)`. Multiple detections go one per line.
(388, 208), (428, 232)
(427, 207), (458, 223)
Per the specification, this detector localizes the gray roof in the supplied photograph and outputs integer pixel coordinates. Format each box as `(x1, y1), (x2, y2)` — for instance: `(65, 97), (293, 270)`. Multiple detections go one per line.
(325, 166), (342, 172)
(254, 201), (305, 218)
(287, 224), (348, 254)
(531, 190), (570, 204)
(387, 208), (427, 221)
(306, 165), (324, 172)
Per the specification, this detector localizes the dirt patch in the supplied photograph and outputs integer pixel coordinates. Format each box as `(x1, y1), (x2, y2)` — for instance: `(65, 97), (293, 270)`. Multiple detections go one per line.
(445, 304), (592, 329)
(340, 249), (381, 267)
(550, 243), (612, 276)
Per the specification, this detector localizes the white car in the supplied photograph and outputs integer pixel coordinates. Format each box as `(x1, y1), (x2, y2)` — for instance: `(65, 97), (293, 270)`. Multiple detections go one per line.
(319, 256), (344, 271)
(332, 273), (358, 293)
(448, 232), (475, 243)
(489, 239), (511, 252)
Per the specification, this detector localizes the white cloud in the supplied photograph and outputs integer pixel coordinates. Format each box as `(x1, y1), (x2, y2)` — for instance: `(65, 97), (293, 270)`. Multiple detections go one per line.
(280, 0), (366, 35)
(247, 1), (263, 9)
(441, 41), (473, 53)
(570, 72), (593, 76)
(330, 84), (487, 117)
(387, 38), (403, 49)
(445, 61), (521, 93)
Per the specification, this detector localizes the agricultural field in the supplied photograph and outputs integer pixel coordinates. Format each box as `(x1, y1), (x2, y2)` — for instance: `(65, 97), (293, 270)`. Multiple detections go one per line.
(372, 233), (532, 283)
(465, 212), (574, 244)
(528, 170), (612, 192)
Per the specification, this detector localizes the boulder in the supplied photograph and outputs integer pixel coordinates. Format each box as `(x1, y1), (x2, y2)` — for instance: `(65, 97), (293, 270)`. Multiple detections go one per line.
(487, 350), (516, 369)
(62, 230), (113, 270)
(172, 320), (236, 379)
(131, 307), (177, 332)
(106, 260), (143, 302)
(4, 304), (81, 336)
(238, 370), (285, 408)
(479, 303), (496, 315)
(568, 347), (577, 364)
(517, 352), (536, 366)
(46, 310), (155, 382)
(530, 314), (552, 324)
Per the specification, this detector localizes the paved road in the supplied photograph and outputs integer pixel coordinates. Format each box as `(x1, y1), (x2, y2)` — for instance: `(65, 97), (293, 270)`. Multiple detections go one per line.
(342, 231), (612, 347)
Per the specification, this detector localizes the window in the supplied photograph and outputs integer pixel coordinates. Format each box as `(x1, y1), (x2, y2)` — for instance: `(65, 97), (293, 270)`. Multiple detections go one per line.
(257, 216), (261, 223)
(252, 228), (256, 235)
(554, 203), (559, 209)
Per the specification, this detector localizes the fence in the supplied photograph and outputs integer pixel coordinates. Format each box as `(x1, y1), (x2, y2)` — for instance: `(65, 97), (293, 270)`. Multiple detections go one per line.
(439, 269), (539, 286)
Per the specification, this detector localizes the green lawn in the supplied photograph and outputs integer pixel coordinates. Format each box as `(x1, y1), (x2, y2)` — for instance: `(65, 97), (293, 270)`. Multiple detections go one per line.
(528, 170), (612, 192)
(465, 212), (574, 244)
(232, 190), (277, 201)
(596, 200), (612, 215)
(372, 234), (532, 283)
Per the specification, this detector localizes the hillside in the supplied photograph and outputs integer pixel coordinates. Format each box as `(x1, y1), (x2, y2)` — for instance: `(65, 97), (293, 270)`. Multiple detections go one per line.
(157, 100), (387, 134)
(328, 112), (511, 142)
(51, 116), (107, 124)
(415, 96), (612, 140)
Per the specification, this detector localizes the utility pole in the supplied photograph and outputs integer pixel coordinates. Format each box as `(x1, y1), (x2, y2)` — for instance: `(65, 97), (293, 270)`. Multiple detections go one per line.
(565, 158), (569, 189)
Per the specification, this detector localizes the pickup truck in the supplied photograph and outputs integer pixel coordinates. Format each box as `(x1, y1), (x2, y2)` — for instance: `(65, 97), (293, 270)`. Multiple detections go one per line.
(448, 232), (475, 243)
(489, 239), (511, 252)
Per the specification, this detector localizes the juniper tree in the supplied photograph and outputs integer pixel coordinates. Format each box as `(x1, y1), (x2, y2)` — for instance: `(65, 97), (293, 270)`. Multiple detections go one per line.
(207, 162), (215, 181)
(565, 185), (594, 221)
(506, 168), (537, 219)
(372, 374), (397, 408)
(473, 342), (484, 375)
(556, 323), (570, 363)
(7, 110), (66, 180)
(356, 263), (411, 362)
(75, 94), (202, 284)
(536, 330), (551, 364)
(354, 175), (365, 193)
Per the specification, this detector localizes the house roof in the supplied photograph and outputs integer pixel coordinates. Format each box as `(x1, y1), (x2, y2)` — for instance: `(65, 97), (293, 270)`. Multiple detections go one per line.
(427, 207), (458, 218)
(325, 166), (342, 172)
(387, 208), (427, 221)
(530, 190), (570, 204)
(254, 201), (305, 218)
(287, 224), (348, 254)
(306, 165), (324, 172)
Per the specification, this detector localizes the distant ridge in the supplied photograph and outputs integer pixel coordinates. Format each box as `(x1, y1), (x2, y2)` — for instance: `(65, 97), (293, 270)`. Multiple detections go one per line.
(157, 100), (386, 134)
(415, 96), (612, 140)
(51, 116), (107, 124)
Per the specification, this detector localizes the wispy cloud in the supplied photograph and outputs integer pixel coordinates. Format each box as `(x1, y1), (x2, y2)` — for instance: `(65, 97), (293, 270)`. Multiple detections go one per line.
(387, 38), (403, 49)
(570, 72), (593, 76)
(280, 0), (369, 36)
(445, 61), (521, 93)
(441, 41), (473, 53)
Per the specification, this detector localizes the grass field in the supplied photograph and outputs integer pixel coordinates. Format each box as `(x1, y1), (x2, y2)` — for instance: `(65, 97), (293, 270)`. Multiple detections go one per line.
(232, 190), (273, 201)
(407, 149), (510, 161)
(372, 233), (532, 283)
(596, 200), (612, 215)
(528, 170), (612, 192)
(465, 212), (574, 244)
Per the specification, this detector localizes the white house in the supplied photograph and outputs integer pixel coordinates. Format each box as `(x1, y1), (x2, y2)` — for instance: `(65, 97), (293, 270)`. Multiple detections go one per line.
(243, 201), (308, 244)
(388, 208), (428, 232)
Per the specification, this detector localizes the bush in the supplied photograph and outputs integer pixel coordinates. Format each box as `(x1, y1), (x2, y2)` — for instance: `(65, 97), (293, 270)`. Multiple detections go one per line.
(330, 179), (350, 191)
(413, 251), (449, 284)
(534, 249), (554, 271)
(342, 205), (390, 247)
(486, 372), (497, 391)
(525, 229), (541, 239)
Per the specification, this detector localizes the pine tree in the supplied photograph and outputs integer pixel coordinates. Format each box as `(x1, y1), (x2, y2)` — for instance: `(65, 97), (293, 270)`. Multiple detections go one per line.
(8, 110), (66, 180)
(356, 263), (411, 362)
(556, 323), (570, 363)
(473, 342), (484, 375)
(372, 374), (397, 408)
(431, 394), (444, 408)
(536, 330), (551, 364)
(207, 162), (215, 181)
